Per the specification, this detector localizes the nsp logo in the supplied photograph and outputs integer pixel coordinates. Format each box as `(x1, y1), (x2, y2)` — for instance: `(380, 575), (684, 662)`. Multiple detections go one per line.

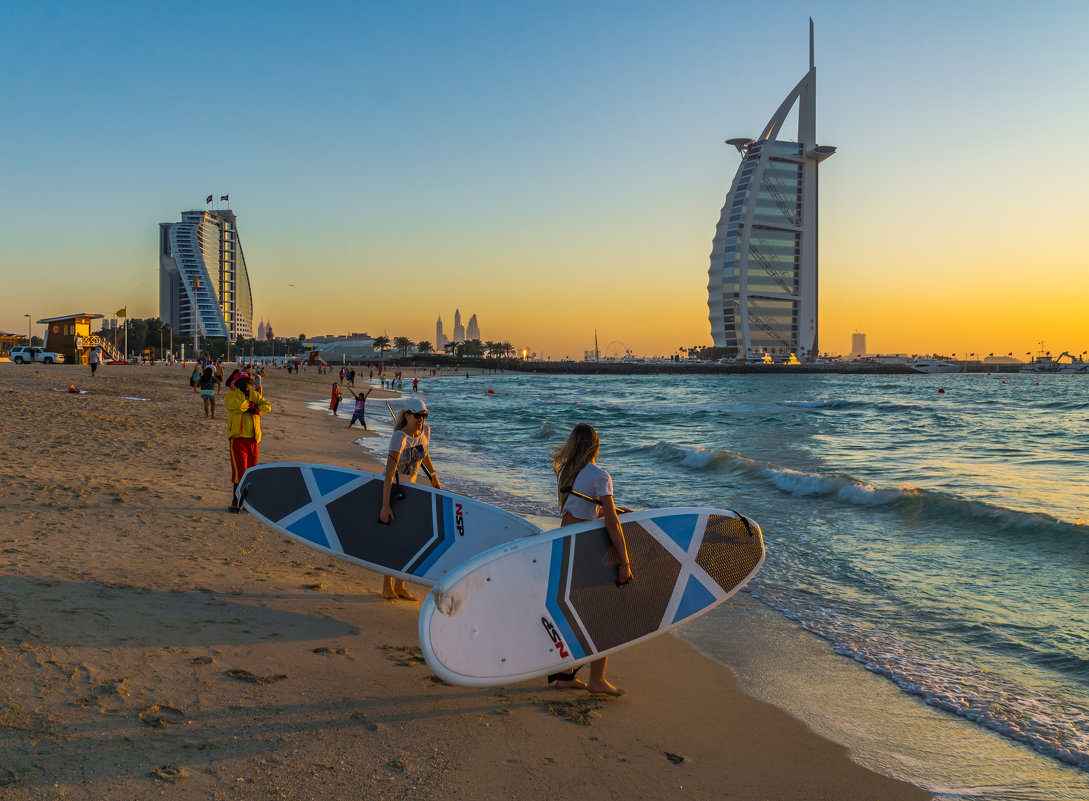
(454, 502), (465, 536)
(540, 616), (570, 659)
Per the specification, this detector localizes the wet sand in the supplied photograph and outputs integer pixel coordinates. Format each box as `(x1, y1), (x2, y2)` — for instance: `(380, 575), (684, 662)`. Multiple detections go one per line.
(0, 361), (928, 799)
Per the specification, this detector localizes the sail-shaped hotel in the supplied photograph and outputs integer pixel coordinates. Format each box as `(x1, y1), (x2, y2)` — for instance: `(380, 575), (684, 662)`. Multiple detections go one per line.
(159, 209), (254, 342)
(707, 21), (835, 361)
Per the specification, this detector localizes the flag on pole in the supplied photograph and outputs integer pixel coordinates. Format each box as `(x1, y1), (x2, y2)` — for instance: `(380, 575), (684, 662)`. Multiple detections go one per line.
(220, 194), (229, 201)
(115, 308), (127, 318)
(206, 194), (213, 204)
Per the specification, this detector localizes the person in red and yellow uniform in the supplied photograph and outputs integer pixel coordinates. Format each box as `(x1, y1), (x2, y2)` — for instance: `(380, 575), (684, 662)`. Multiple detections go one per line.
(226, 373), (272, 513)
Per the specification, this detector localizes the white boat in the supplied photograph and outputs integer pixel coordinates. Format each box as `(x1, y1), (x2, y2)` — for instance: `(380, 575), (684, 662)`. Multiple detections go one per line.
(1020, 353), (1089, 375)
(912, 359), (963, 374)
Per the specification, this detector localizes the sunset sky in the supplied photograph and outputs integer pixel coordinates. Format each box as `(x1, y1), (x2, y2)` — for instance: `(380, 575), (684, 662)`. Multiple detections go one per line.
(2, 1), (1086, 359)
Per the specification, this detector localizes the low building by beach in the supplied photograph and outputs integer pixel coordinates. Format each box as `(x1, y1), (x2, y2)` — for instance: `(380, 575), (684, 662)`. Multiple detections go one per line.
(37, 312), (106, 365)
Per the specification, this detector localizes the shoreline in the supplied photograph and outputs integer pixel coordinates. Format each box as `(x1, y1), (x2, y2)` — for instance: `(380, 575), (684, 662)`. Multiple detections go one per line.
(0, 362), (928, 799)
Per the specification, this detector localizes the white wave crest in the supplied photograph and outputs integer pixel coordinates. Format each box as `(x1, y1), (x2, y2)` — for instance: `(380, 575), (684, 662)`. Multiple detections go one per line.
(761, 467), (903, 506)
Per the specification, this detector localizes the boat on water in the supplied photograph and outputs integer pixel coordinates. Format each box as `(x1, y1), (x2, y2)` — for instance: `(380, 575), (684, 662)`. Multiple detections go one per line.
(912, 359), (963, 374)
(1020, 353), (1089, 374)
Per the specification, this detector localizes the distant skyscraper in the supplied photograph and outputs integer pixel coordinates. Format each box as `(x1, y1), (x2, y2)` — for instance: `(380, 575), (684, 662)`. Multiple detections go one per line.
(160, 208), (253, 340)
(466, 314), (480, 341)
(707, 20), (835, 360)
(453, 309), (466, 344)
(851, 332), (866, 357)
(257, 319), (267, 342)
(436, 315), (448, 350)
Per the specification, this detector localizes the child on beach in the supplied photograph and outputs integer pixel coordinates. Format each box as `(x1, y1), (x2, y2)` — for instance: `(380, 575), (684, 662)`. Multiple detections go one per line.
(329, 384), (341, 416)
(198, 367), (220, 418)
(226, 374), (271, 513)
(345, 386), (372, 429)
(550, 422), (633, 696)
(378, 397), (440, 600)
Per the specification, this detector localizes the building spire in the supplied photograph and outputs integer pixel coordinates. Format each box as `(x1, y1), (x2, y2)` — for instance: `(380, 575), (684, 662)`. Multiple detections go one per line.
(809, 17), (814, 70)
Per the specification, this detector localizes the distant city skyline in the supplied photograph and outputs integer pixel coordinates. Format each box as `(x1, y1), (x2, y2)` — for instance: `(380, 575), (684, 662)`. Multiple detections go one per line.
(2, 3), (1086, 358)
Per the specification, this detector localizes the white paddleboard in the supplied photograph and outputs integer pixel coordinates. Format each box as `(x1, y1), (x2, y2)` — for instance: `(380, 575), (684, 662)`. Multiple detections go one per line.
(419, 507), (765, 687)
(238, 462), (543, 585)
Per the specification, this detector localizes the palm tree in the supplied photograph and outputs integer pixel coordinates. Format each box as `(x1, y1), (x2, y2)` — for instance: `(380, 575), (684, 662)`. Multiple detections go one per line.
(393, 336), (414, 359)
(444, 341), (458, 357)
(416, 340), (433, 356)
(371, 335), (391, 362)
(484, 340), (502, 358)
(464, 339), (485, 358)
(501, 341), (514, 359)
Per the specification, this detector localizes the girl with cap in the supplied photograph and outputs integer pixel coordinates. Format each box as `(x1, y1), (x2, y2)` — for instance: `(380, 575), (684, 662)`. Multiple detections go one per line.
(378, 397), (440, 600)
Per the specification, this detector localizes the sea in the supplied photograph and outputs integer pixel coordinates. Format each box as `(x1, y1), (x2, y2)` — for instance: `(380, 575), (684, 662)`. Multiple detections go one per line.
(326, 370), (1089, 799)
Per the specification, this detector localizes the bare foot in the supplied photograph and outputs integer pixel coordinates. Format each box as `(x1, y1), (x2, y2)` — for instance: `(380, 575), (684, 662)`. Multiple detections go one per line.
(586, 679), (625, 696)
(554, 678), (589, 690)
(382, 588), (399, 600)
(395, 587), (418, 601)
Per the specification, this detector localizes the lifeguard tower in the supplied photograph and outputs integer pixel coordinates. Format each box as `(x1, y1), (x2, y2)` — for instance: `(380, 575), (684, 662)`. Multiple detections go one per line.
(36, 313), (122, 365)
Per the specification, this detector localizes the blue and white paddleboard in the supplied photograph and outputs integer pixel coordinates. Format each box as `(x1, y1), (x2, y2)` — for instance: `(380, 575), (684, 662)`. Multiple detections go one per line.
(419, 507), (765, 687)
(238, 463), (543, 585)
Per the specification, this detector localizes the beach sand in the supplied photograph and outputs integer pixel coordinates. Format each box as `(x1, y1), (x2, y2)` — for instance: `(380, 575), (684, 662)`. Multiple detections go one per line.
(0, 362), (928, 800)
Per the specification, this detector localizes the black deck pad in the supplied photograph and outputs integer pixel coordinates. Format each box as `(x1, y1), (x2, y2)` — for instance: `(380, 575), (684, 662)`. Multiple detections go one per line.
(239, 466), (311, 523)
(563, 522), (682, 653)
(326, 481), (439, 571)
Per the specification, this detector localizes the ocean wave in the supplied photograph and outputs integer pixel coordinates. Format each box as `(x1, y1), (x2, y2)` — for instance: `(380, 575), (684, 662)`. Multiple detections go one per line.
(750, 587), (1089, 771)
(628, 441), (1087, 535)
(777, 398), (923, 413)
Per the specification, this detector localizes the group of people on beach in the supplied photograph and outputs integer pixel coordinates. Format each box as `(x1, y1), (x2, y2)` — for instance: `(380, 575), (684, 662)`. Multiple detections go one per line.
(217, 368), (631, 695)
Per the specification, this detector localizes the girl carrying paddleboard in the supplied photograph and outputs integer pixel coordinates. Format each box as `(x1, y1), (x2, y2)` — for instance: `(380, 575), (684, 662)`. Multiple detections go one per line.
(551, 422), (633, 696)
(378, 397), (441, 601)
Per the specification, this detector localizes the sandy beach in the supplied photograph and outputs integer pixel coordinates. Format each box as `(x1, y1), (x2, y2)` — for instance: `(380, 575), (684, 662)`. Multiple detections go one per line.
(0, 362), (928, 800)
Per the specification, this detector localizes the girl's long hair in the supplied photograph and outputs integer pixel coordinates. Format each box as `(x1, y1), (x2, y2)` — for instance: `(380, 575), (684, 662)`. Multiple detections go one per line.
(553, 423), (599, 508)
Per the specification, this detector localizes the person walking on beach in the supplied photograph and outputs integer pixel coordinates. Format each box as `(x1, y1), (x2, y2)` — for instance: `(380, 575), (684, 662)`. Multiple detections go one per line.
(550, 422), (632, 696)
(226, 373), (271, 513)
(190, 366), (201, 393)
(378, 398), (440, 600)
(329, 383), (341, 416)
(346, 386), (372, 429)
(89, 348), (102, 376)
(198, 367), (220, 418)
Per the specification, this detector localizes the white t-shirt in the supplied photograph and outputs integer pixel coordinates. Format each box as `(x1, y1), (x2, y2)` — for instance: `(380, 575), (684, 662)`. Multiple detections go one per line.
(561, 462), (613, 521)
(388, 424), (431, 481)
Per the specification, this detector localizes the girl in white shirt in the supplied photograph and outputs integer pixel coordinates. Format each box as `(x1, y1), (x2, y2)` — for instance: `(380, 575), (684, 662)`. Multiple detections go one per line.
(552, 423), (633, 696)
(378, 398), (441, 600)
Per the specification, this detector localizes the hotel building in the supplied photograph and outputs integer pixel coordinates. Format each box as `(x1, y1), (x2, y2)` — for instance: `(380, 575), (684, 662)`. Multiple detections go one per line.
(707, 21), (835, 360)
(159, 209), (254, 341)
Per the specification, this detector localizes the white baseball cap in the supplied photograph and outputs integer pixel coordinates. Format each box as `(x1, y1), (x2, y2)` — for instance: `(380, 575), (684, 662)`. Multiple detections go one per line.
(403, 397), (428, 413)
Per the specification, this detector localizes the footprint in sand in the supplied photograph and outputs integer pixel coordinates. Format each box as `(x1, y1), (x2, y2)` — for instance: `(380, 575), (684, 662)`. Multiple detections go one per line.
(225, 668), (288, 685)
(380, 645), (426, 667)
(543, 698), (603, 726)
(139, 704), (186, 728)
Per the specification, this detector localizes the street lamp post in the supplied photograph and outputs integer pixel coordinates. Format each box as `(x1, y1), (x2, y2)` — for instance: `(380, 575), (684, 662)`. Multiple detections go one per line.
(24, 313), (30, 344)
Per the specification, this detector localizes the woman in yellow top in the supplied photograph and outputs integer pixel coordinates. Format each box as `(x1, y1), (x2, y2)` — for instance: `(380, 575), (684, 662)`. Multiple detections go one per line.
(226, 373), (272, 513)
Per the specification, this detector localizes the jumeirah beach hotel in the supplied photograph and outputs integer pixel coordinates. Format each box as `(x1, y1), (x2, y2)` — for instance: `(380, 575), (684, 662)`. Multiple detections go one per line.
(159, 208), (254, 343)
(707, 21), (835, 361)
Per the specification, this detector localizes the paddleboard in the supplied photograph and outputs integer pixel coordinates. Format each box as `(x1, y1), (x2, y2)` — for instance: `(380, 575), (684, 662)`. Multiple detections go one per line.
(237, 462), (543, 584)
(419, 507), (764, 687)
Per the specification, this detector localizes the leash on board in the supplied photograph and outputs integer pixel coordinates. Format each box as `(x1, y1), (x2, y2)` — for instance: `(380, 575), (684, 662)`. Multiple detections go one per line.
(559, 485), (633, 515)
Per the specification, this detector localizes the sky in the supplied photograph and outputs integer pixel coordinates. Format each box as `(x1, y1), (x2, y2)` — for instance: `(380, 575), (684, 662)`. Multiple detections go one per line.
(2, 0), (1087, 360)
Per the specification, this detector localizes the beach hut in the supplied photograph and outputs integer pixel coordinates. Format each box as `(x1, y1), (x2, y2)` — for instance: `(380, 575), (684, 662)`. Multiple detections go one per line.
(0, 331), (24, 359)
(36, 313), (106, 365)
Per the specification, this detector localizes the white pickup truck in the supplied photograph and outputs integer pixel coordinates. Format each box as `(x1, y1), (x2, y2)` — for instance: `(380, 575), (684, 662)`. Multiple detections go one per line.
(9, 345), (66, 364)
